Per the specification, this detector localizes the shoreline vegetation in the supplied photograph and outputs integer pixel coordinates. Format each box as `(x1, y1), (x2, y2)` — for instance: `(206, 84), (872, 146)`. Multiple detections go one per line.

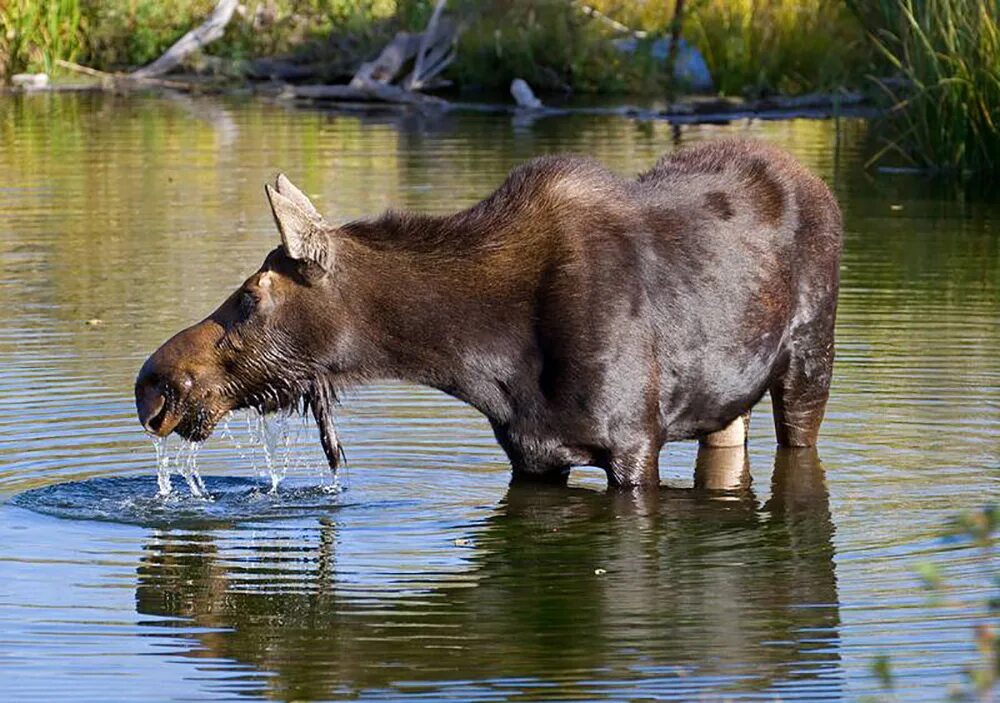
(1, 0), (998, 174)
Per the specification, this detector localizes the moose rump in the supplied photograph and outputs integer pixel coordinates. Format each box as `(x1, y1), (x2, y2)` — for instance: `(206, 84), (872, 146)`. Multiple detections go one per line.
(136, 139), (841, 489)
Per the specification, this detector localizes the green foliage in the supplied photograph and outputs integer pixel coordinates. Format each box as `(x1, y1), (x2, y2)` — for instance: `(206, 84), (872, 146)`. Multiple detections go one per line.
(450, 0), (665, 95)
(684, 0), (872, 97)
(0, 0), (84, 79)
(79, 1), (403, 71)
(847, 0), (1000, 174)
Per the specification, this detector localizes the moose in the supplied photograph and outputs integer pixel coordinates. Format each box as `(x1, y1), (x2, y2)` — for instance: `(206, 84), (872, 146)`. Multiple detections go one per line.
(135, 139), (841, 488)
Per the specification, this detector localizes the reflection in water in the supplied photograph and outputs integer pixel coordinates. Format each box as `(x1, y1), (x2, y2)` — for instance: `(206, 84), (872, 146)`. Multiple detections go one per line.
(135, 448), (839, 701)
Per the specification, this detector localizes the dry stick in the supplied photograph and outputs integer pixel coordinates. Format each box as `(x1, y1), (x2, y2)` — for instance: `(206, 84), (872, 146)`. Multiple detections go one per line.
(665, 0), (686, 103)
(132, 0), (238, 79)
(54, 59), (197, 91)
(406, 0), (448, 91)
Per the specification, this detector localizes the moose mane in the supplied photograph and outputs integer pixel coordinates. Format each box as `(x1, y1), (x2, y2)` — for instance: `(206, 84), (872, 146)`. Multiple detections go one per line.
(338, 155), (622, 256)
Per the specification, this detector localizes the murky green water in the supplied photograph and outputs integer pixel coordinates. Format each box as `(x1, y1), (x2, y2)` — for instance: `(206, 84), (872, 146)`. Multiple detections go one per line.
(0, 93), (997, 702)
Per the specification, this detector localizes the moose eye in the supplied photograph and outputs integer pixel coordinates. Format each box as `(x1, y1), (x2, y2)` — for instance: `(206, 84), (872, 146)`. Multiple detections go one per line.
(239, 291), (257, 316)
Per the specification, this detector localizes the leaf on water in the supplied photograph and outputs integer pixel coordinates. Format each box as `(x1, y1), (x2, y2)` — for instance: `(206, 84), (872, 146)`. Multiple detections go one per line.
(871, 654), (894, 689)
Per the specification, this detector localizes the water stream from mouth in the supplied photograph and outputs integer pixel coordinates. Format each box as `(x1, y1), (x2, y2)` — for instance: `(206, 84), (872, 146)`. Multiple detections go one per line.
(152, 410), (314, 500)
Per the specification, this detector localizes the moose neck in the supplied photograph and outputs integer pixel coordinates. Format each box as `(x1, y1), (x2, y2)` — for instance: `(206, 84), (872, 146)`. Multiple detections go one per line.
(331, 216), (533, 423)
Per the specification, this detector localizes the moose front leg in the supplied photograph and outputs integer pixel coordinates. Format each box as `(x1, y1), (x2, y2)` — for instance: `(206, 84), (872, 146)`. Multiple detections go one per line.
(510, 463), (571, 486)
(605, 441), (661, 489)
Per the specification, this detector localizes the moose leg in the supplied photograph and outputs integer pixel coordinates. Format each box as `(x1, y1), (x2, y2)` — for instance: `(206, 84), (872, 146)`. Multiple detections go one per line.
(700, 412), (751, 448)
(605, 442), (660, 489)
(771, 338), (834, 447)
(510, 463), (571, 486)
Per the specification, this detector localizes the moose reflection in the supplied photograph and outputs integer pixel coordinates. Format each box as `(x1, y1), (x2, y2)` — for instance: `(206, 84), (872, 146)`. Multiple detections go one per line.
(135, 448), (840, 700)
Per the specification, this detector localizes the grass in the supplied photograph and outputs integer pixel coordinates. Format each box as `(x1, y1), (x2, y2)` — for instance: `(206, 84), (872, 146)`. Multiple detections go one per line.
(450, 1), (665, 95)
(870, 506), (998, 699)
(0, 0), (85, 79)
(847, 0), (1000, 174)
(587, 0), (872, 97)
(684, 0), (871, 97)
(2, 0), (872, 96)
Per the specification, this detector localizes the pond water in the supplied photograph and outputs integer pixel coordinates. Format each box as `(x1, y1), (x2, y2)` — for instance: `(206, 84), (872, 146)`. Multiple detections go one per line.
(0, 93), (997, 702)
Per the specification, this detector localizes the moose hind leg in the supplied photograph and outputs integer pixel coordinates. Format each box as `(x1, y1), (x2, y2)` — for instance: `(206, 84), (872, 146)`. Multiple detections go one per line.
(700, 412), (750, 448)
(771, 338), (834, 447)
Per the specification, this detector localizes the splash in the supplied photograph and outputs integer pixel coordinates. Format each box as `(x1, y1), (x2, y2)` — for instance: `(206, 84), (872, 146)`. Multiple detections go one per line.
(150, 436), (209, 500)
(220, 408), (339, 493)
(153, 408), (343, 500)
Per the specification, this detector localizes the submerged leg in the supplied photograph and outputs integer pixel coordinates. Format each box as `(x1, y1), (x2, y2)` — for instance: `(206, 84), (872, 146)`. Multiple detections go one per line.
(606, 441), (661, 489)
(510, 464), (571, 487)
(700, 412), (751, 448)
(771, 339), (834, 447)
(694, 444), (750, 491)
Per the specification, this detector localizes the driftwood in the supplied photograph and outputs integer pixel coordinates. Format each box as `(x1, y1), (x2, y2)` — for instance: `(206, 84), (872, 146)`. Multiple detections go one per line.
(510, 79), (543, 109)
(287, 1), (457, 108)
(404, 0), (454, 91)
(50, 0), (237, 91)
(132, 0), (239, 79)
(351, 32), (423, 86)
(288, 82), (448, 107)
(54, 59), (204, 92)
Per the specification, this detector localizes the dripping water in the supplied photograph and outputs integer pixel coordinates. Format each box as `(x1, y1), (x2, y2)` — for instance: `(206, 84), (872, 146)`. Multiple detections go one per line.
(152, 407), (343, 500)
(149, 436), (210, 500)
(152, 436), (171, 497)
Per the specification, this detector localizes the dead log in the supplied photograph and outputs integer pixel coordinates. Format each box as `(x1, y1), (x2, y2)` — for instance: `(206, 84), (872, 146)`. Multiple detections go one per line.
(351, 32), (423, 87)
(132, 0), (239, 79)
(54, 59), (202, 91)
(405, 0), (450, 91)
(511, 79), (543, 109)
(288, 82), (448, 108)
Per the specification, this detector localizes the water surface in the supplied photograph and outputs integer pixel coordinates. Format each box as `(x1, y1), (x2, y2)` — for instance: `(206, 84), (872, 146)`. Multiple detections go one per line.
(0, 94), (997, 701)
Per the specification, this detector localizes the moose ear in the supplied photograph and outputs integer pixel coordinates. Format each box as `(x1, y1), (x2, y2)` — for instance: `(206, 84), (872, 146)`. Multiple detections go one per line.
(264, 183), (323, 262)
(274, 173), (324, 225)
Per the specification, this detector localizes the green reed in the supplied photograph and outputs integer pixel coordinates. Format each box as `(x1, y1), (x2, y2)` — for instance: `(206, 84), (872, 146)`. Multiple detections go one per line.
(0, 0), (84, 80)
(848, 0), (1000, 174)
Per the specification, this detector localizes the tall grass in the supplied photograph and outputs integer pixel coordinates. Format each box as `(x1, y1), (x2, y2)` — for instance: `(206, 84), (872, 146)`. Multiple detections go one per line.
(686, 0), (870, 97)
(0, 0), (84, 80)
(586, 0), (871, 97)
(451, 1), (664, 94)
(847, 0), (1000, 174)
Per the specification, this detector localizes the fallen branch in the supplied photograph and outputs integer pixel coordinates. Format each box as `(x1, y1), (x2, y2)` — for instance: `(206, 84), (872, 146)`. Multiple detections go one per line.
(405, 0), (450, 91)
(295, 1), (457, 109)
(287, 82), (448, 108)
(132, 0), (238, 79)
(54, 59), (199, 91)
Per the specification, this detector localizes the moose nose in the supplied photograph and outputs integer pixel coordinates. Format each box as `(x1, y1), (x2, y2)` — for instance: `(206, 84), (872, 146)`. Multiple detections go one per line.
(135, 362), (189, 437)
(135, 370), (169, 435)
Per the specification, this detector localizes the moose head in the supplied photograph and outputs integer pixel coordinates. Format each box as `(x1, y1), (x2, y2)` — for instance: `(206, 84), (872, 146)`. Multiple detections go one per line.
(135, 176), (346, 470)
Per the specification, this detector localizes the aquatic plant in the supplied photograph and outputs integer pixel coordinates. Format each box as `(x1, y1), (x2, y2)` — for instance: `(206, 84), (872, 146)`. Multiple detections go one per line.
(847, 0), (1000, 174)
(871, 505), (998, 699)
